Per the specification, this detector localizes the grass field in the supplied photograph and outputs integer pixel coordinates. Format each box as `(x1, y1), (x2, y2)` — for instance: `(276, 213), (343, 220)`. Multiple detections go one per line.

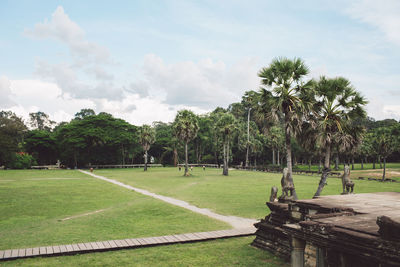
(0, 170), (228, 250)
(95, 167), (400, 218)
(2, 167), (398, 266)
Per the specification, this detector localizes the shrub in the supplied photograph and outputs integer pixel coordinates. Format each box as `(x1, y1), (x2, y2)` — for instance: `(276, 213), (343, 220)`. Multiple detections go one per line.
(6, 152), (37, 169)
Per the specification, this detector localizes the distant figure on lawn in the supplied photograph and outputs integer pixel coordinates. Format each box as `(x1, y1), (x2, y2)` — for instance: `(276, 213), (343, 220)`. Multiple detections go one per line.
(203, 165), (205, 171)
(179, 166), (181, 171)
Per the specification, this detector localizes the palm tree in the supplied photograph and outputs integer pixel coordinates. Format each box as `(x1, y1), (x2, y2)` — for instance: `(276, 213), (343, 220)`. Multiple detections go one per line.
(312, 76), (367, 197)
(139, 125), (156, 171)
(258, 57), (314, 200)
(173, 110), (199, 176)
(215, 112), (237, 176)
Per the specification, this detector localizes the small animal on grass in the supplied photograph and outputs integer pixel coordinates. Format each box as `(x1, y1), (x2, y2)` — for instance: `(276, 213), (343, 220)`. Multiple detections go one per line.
(341, 165), (354, 194)
(178, 166), (181, 171)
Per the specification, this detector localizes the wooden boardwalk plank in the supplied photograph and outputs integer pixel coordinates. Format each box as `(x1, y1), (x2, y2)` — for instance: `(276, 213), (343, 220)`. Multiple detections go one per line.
(39, 247), (46, 255)
(0, 250), (5, 259)
(59, 245), (67, 253)
(4, 250), (12, 258)
(96, 242), (106, 249)
(25, 248), (33, 256)
(18, 249), (25, 257)
(83, 243), (93, 250)
(119, 239), (129, 247)
(53, 246), (61, 254)
(108, 240), (118, 248)
(11, 249), (19, 258)
(32, 247), (39, 256)
(114, 240), (123, 248)
(129, 239), (141, 246)
(65, 245), (73, 252)
(90, 242), (99, 250)
(124, 239), (135, 246)
(72, 244), (79, 251)
(102, 241), (111, 249)
(46, 246), (53, 254)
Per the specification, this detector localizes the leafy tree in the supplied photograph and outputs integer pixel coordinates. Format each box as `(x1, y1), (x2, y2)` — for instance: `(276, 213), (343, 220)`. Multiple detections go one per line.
(215, 112), (237, 175)
(29, 111), (55, 131)
(25, 130), (57, 165)
(55, 113), (137, 168)
(373, 127), (398, 180)
(139, 125), (156, 171)
(74, 108), (96, 120)
(173, 110), (199, 176)
(312, 76), (367, 197)
(258, 57), (313, 200)
(0, 111), (27, 167)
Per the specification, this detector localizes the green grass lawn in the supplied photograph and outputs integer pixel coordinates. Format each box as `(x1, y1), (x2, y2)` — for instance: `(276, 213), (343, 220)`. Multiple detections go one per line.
(1, 236), (288, 267)
(94, 167), (400, 219)
(0, 170), (228, 250)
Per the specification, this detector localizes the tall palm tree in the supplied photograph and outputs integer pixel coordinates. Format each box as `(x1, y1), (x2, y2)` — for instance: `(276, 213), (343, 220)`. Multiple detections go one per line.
(173, 110), (199, 176)
(139, 125), (156, 171)
(312, 76), (367, 197)
(215, 112), (237, 175)
(258, 57), (314, 200)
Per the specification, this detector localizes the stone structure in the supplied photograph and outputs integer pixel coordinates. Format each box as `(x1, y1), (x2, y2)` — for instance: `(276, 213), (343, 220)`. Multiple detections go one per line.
(252, 192), (400, 267)
(280, 167), (295, 201)
(341, 165), (354, 194)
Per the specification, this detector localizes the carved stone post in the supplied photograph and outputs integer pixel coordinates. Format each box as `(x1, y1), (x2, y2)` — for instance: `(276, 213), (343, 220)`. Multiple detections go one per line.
(291, 237), (306, 267)
(316, 247), (326, 267)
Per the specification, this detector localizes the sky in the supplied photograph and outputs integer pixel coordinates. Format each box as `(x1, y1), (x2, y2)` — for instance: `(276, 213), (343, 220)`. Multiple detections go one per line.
(1, 0), (399, 125)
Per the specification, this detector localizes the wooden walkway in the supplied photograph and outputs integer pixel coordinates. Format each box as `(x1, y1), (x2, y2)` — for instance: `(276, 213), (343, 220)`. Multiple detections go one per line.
(0, 227), (255, 262)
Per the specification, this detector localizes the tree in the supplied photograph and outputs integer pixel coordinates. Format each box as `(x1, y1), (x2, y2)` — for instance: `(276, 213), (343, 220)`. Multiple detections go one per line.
(29, 111), (55, 131)
(25, 130), (57, 165)
(215, 112), (237, 175)
(374, 127), (397, 180)
(258, 57), (313, 200)
(139, 125), (156, 171)
(173, 110), (199, 176)
(0, 111), (27, 167)
(312, 76), (367, 197)
(55, 113), (137, 168)
(74, 108), (95, 120)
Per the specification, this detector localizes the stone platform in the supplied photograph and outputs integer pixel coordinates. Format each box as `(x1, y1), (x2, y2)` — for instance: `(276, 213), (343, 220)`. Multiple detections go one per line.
(252, 192), (400, 267)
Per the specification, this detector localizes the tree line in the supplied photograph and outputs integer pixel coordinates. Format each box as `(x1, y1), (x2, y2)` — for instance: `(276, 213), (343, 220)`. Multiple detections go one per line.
(1, 57), (399, 195)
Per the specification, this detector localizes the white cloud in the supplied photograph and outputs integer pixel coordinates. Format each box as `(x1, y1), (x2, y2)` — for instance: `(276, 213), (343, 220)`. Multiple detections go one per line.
(25, 6), (110, 63)
(8, 79), (95, 123)
(0, 76), (15, 108)
(137, 54), (260, 108)
(345, 0), (400, 46)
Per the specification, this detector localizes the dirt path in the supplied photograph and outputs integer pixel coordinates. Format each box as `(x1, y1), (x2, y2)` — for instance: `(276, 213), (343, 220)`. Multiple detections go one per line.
(79, 170), (257, 229)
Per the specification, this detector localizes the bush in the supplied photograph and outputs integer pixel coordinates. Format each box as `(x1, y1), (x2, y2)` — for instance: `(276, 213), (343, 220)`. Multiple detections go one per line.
(5, 152), (37, 169)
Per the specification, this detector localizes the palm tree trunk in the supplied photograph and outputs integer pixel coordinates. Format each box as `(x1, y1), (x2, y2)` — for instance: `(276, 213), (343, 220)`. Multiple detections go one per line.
(334, 154), (339, 171)
(223, 142), (228, 175)
(277, 150), (280, 165)
(308, 159), (311, 171)
(121, 144), (125, 166)
(184, 142), (189, 176)
(144, 150), (148, 171)
(272, 149), (275, 165)
(314, 143), (331, 198)
(74, 150), (77, 169)
(379, 155), (382, 168)
(318, 157), (322, 173)
(284, 119), (297, 200)
(173, 147), (178, 167)
(361, 158), (364, 169)
(351, 157), (354, 170)
(373, 158), (376, 169)
(382, 157), (386, 181)
(245, 143), (249, 167)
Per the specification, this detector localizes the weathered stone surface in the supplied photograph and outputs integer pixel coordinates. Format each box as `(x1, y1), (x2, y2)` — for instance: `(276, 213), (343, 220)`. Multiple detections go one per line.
(253, 192), (400, 266)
